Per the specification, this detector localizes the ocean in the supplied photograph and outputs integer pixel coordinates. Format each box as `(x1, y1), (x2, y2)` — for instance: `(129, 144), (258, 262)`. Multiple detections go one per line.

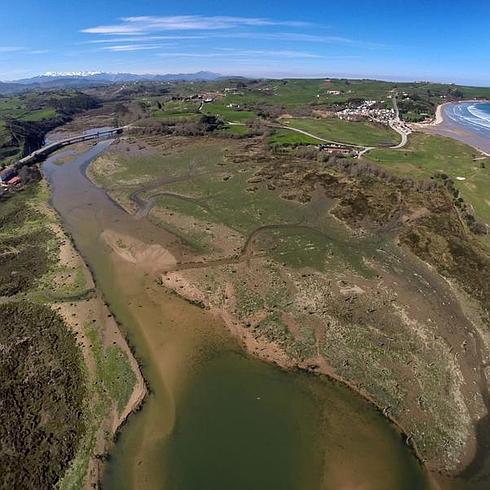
(445, 101), (490, 137)
(439, 101), (490, 153)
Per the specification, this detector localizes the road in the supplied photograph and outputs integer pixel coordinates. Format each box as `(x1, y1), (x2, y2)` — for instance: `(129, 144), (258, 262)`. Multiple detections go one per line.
(389, 92), (410, 149)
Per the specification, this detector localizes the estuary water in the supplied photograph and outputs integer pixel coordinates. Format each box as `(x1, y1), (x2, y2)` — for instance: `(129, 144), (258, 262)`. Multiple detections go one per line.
(42, 139), (432, 490)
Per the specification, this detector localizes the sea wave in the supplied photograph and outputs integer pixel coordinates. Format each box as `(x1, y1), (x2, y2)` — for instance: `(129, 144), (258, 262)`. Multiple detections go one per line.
(467, 104), (490, 127)
(445, 102), (490, 135)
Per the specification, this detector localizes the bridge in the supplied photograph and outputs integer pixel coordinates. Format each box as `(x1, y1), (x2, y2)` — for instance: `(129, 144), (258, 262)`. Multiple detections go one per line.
(16, 126), (125, 167)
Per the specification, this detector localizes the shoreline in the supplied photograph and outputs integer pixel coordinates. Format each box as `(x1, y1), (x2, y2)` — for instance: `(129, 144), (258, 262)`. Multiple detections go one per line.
(417, 99), (490, 156)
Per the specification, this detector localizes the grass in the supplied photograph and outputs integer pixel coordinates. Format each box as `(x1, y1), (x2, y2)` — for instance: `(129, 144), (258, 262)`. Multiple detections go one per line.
(89, 141), (225, 190)
(151, 111), (200, 121)
(60, 323), (136, 490)
(149, 212), (212, 253)
(202, 102), (255, 123)
(366, 132), (490, 227)
(268, 128), (322, 146)
(20, 108), (57, 122)
(282, 117), (399, 147)
(59, 323), (136, 486)
(255, 227), (333, 270)
(0, 186), (57, 296)
(153, 194), (211, 221)
(166, 170), (306, 234)
(222, 123), (249, 135)
(86, 323), (136, 414)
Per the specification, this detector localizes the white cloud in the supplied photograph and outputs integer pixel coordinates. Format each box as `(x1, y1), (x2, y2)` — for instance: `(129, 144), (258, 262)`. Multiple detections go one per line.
(0, 46), (24, 53)
(85, 35), (205, 44)
(82, 15), (310, 35)
(26, 49), (50, 55)
(219, 32), (388, 49)
(100, 44), (164, 52)
(156, 49), (343, 59)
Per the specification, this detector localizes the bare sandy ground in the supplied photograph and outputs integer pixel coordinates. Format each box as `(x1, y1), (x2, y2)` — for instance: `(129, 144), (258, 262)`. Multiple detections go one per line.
(102, 228), (177, 271)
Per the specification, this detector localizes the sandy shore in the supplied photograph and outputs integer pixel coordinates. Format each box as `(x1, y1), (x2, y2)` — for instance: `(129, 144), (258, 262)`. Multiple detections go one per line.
(432, 103), (446, 126)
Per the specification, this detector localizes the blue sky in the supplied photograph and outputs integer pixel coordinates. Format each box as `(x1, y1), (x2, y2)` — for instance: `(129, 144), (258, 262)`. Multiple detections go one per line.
(0, 0), (489, 85)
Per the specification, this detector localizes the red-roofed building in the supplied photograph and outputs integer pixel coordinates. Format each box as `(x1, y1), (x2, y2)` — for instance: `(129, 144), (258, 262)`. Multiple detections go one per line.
(6, 176), (21, 186)
(0, 167), (16, 184)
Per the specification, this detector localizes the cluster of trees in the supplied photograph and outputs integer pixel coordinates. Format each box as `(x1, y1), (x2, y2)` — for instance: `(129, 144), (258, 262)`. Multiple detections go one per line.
(290, 146), (437, 191)
(397, 94), (434, 122)
(289, 147), (488, 236)
(46, 92), (100, 115)
(137, 114), (224, 137)
(0, 302), (85, 489)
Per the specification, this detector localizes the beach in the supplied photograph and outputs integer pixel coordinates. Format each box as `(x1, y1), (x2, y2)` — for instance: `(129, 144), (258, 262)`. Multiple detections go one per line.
(423, 101), (490, 155)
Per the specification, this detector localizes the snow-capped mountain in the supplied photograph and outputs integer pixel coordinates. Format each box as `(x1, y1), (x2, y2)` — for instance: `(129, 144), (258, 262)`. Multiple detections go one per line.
(13, 71), (223, 85)
(42, 71), (104, 77)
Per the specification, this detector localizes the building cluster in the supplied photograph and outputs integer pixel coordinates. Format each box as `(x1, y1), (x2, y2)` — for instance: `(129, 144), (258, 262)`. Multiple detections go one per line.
(170, 92), (221, 103)
(336, 100), (395, 124)
(317, 143), (357, 157)
(223, 87), (245, 95)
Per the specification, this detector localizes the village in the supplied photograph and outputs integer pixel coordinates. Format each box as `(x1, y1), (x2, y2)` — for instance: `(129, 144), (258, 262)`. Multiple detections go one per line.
(336, 99), (395, 124)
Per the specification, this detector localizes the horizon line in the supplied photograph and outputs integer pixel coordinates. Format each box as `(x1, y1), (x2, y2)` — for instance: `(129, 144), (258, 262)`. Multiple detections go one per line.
(1, 70), (490, 88)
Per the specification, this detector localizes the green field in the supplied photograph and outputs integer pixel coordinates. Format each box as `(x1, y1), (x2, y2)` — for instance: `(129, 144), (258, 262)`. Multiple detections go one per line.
(149, 99), (201, 119)
(268, 128), (322, 146)
(222, 123), (249, 135)
(366, 132), (490, 226)
(281, 117), (399, 147)
(20, 108), (57, 122)
(203, 102), (256, 123)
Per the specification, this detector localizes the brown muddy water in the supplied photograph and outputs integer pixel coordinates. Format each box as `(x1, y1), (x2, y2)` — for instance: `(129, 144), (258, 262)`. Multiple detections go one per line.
(43, 140), (433, 490)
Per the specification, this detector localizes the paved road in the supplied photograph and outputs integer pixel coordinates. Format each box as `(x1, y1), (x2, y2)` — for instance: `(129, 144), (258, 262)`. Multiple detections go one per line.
(389, 93), (410, 149)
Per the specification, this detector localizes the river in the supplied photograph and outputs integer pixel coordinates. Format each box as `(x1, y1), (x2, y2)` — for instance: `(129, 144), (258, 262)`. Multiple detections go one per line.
(42, 138), (432, 490)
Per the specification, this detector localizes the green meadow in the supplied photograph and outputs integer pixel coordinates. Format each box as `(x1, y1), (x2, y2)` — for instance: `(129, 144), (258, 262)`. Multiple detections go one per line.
(281, 117), (399, 147)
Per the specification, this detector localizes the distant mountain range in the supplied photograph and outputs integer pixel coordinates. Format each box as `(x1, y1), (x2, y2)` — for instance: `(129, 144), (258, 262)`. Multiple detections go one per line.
(0, 71), (224, 94)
